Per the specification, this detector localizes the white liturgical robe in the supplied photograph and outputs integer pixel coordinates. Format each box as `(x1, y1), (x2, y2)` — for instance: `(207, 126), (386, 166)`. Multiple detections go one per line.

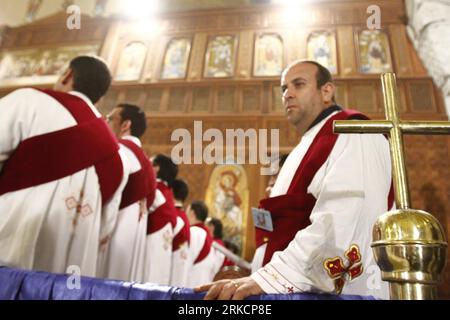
(0, 88), (130, 277)
(100, 136), (149, 282)
(143, 187), (174, 285)
(169, 214), (190, 287)
(187, 225), (216, 288)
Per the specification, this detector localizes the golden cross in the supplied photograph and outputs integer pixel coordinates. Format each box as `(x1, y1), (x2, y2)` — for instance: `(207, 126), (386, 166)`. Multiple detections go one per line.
(333, 73), (449, 300)
(333, 73), (450, 210)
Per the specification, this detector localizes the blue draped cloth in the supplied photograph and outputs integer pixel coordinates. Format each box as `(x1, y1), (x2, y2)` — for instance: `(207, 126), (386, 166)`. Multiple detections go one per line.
(0, 267), (375, 300)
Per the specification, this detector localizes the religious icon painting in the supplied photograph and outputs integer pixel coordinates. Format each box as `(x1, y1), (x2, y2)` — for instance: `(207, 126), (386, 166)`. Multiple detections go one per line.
(205, 164), (249, 255)
(253, 33), (284, 77)
(24, 0), (43, 23)
(160, 37), (192, 79)
(307, 30), (338, 74)
(357, 29), (393, 74)
(204, 35), (237, 78)
(114, 41), (148, 81)
(0, 44), (99, 87)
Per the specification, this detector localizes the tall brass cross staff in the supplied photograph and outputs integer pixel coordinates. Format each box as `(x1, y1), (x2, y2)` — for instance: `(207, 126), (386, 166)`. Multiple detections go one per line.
(334, 73), (448, 300)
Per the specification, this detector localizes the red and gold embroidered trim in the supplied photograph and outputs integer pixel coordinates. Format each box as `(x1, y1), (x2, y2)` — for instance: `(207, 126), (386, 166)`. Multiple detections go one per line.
(261, 267), (296, 294)
(323, 244), (364, 294)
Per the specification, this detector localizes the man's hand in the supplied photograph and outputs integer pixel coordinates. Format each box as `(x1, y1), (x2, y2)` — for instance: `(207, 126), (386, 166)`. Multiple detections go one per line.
(194, 277), (264, 300)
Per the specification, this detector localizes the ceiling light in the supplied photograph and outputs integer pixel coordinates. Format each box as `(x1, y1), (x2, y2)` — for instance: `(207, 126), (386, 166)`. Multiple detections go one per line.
(121, 0), (158, 19)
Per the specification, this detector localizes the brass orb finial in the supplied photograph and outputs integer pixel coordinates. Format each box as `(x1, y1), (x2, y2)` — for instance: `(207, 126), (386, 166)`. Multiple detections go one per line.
(372, 209), (447, 299)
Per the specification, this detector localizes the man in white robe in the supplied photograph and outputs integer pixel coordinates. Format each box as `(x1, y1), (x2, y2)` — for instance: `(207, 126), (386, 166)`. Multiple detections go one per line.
(99, 103), (156, 282)
(143, 154), (178, 285)
(196, 60), (392, 300)
(187, 201), (217, 288)
(170, 179), (191, 287)
(206, 217), (232, 273)
(0, 56), (130, 277)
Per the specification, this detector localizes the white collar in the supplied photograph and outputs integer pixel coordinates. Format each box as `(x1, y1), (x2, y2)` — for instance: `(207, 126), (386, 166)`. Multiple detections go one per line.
(121, 135), (142, 147)
(303, 110), (340, 140)
(156, 179), (168, 186)
(68, 91), (101, 117)
(174, 200), (184, 208)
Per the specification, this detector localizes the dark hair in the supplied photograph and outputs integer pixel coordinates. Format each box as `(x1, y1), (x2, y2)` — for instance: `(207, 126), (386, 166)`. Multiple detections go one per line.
(279, 153), (289, 168)
(207, 217), (223, 239)
(172, 179), (189, 202)
(301, 60), (335, 102)
(190, 200), (208, 222)
(69, 56), (111, 104)
(153, 154), (178, 187)
(118, 103), (147, 138)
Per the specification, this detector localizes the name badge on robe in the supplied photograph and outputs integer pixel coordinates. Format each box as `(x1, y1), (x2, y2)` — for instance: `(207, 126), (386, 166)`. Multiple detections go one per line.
(251, 207), (273, 232)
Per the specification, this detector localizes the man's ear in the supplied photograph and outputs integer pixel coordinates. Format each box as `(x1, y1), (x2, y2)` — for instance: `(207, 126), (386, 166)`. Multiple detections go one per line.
(120, 119), (131, 134)
(321, 82), (335, 104)
(61, 68), (73, 86)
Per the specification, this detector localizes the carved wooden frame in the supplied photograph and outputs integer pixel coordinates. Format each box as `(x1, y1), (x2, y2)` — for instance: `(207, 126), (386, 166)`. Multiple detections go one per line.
(158, 35), (193, 81)
(354, 27), (394, 76)
(203, 33), (239, 79)
(252, 32), (285, 78)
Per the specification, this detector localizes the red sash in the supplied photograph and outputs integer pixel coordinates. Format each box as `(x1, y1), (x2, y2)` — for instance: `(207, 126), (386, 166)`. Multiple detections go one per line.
(147, 182), (177, 234)
(193, 223), (213, 265)
(172, 206), (191, 251)
(256, 109), (394, 265)
(118, 139), (156, 210)
(0, 89), (123, 204)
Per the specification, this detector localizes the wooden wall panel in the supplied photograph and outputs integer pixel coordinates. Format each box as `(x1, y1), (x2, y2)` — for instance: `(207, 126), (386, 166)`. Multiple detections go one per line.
(0, 26), (9, 48)
(192, 87), (211, 112)
(337, 26), (357, 76)
(144, 88), (164, 113)
(349, 82), (378, 113)
(240, 12), (262, 29)
(271, 85), (284, 113)
(389, 24), (413, 77)
(237, 30), (253, 79)
(0, 13), (109, 49)
(289, 29), (307, 63)
(100, 21), (122, 67)
(405, 135), (450, 297)
(98, 89), (118, 115)
(145, 37), (163, 83)
(187, 32), (207, 81)
(409, 37), (429, 76)
(218, 14), (240, 30)
(334, 82), (348, 107)
(167, 87), (188, 112)
(215, 87), (236, 113)
(124, 88), (145, 106)
(407, 81), (437, 113)
(241, 85), (260, 112)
